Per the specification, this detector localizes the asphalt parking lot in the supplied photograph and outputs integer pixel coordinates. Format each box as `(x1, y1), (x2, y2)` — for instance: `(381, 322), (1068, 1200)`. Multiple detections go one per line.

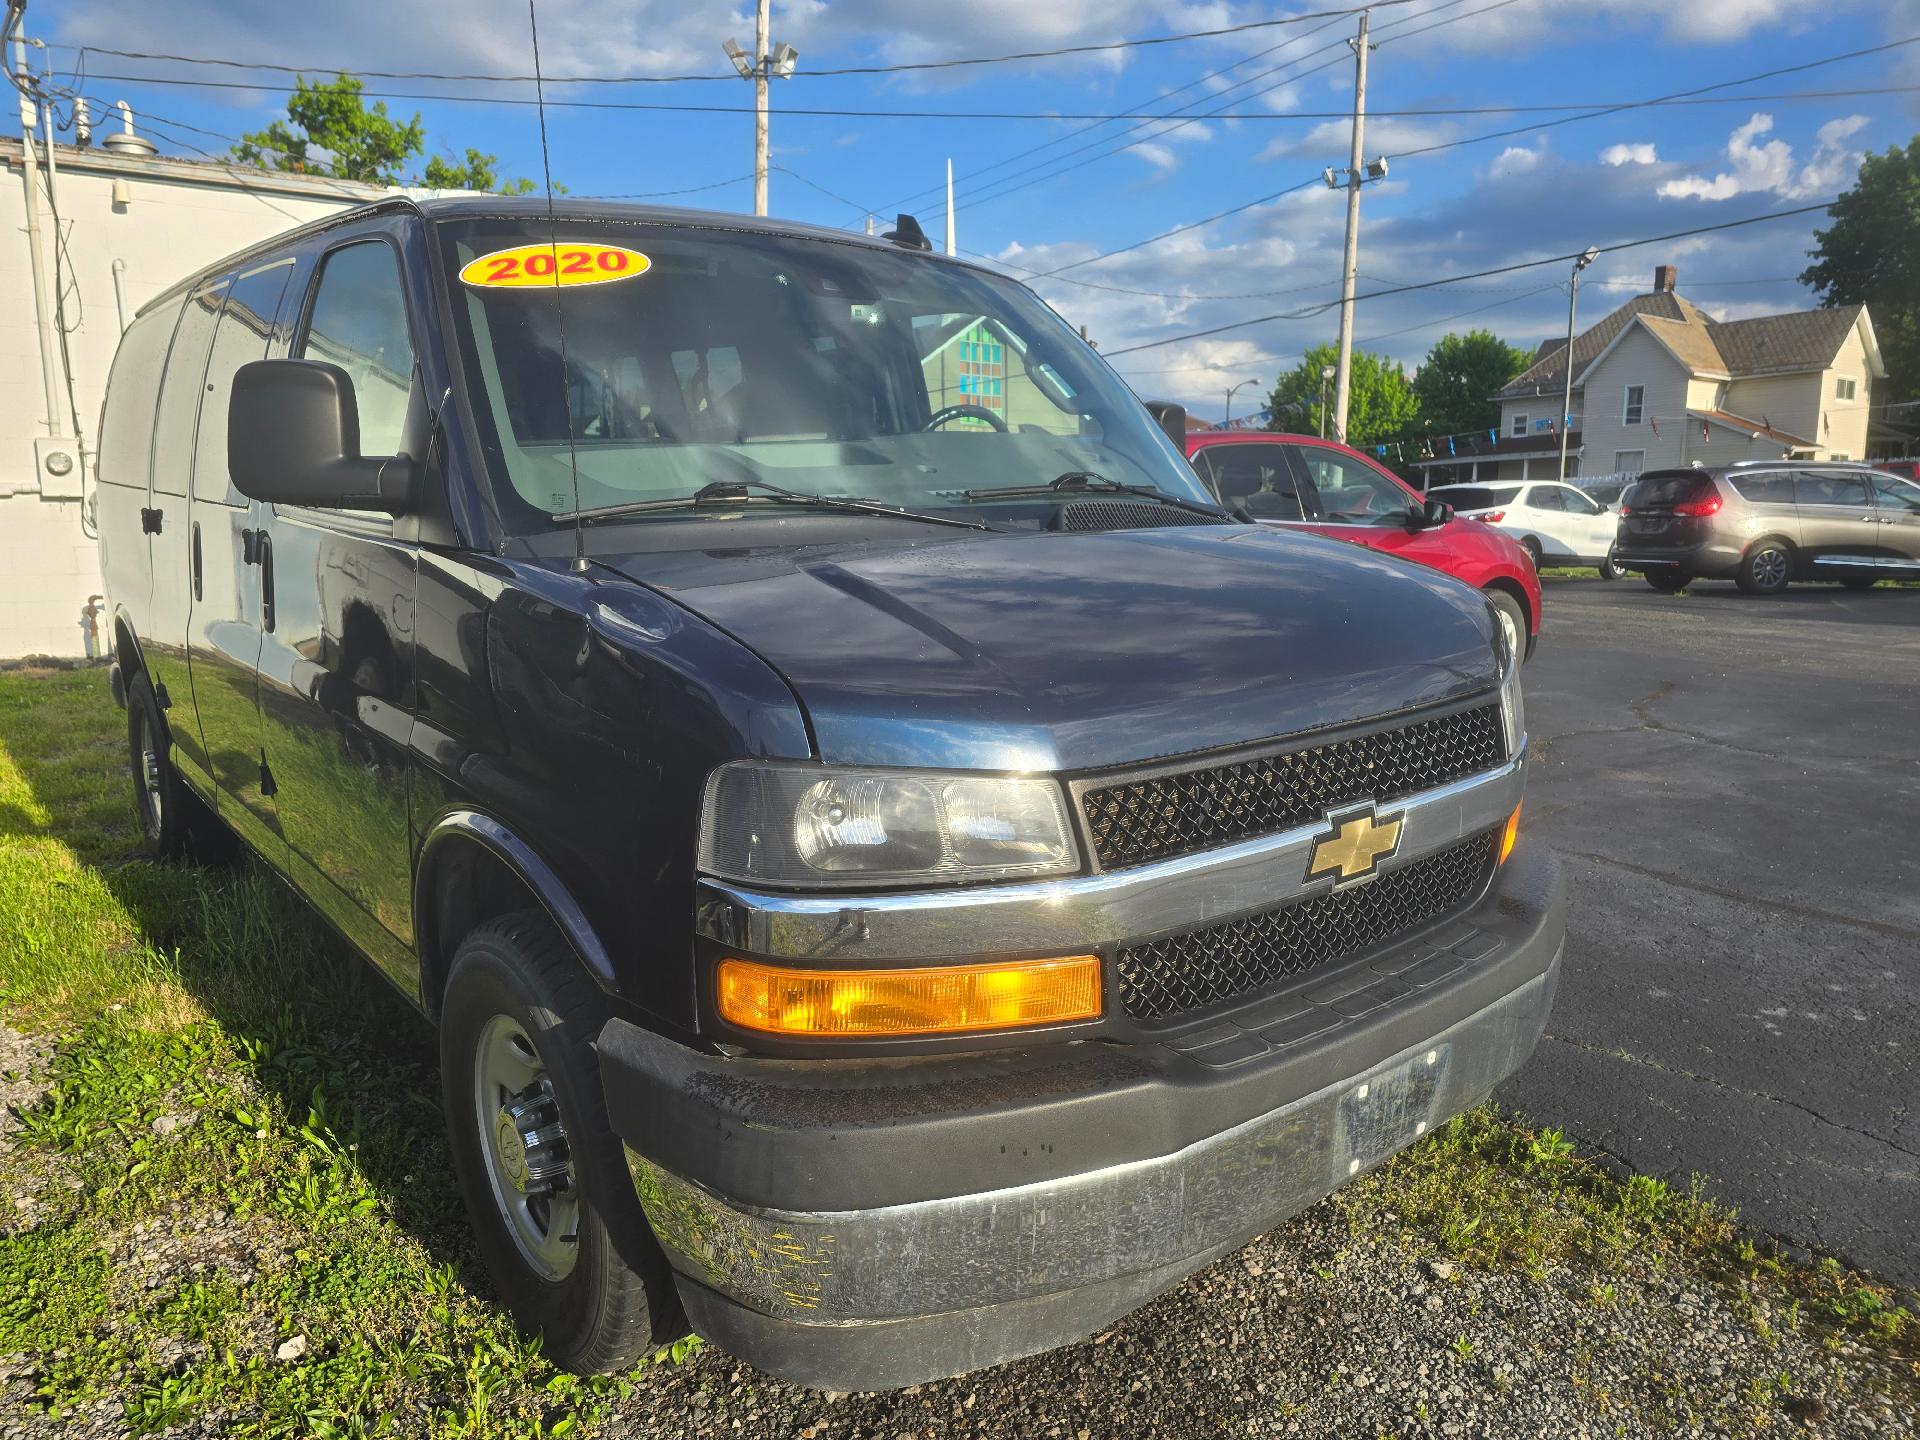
(1499, 576), (1920, 1287)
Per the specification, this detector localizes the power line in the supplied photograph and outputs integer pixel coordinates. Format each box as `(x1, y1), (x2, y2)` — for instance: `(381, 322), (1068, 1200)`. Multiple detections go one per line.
(69, 70), (1920, 121)
(878, 19), (1348, 217)
(61, 5), (1422, 88)
(923, 0), (1498, 222)
(1102, 200), (1841, 357)
(1023, 33), (1917, 283)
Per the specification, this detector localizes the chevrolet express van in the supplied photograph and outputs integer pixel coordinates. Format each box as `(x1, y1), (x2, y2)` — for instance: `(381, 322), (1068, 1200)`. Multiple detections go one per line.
(94, 198), (1564, 1389)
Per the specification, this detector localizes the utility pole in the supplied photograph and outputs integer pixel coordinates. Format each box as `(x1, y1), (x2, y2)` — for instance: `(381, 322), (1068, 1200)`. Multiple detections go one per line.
(752, 0), (769, 216)
(1559, 246), (1598, 484)
(722, 7), (795, 218)
(1330, 8), (1371, 446)
(12, 27), (64, 441)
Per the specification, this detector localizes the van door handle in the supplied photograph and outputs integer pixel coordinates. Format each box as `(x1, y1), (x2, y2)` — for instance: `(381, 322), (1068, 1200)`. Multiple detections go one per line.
(140, 506), (163, 534)
(259, 535), (275, 634)
(191, 521), (203, 601)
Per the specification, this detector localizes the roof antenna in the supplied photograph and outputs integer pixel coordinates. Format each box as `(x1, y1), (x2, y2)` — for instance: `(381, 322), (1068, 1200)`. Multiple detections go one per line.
(525, 0), (588, 574)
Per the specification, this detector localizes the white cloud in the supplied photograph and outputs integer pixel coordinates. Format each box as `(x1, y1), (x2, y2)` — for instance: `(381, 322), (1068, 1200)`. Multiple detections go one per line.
(1659, 113), (1868, 201)
(1130, 141), (1178, 172)
(1489, 144), (1544, 179)
(1794, 115), (1870, 195)
(1601, 143), (1659, 167)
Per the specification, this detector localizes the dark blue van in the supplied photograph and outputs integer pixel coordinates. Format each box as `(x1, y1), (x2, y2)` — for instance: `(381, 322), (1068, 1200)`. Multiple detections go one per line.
(94, 197), (1562, 1389)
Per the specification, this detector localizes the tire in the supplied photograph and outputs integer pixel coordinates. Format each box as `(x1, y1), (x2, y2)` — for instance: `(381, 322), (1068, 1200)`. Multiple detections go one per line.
(1644, 571), (1690, 593)
(441, 911), (682, 1374)
(1736, 541), (1793, 596)
(1840, 575), (1878, 591)
(1519, 536), (1543, 571)
(1596, 547), (1621, 581)
(1483, 588), (1530, 664)
(126, 671), (221, 859)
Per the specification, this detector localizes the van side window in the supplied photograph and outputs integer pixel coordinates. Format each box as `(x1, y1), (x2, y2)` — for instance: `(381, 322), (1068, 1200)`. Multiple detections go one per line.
(193, 262), (295, 506)
(150, 281), (230, 499)
(1795, 473), (1870, 508)
(96, 298), (184, 491)
(301, 242), (416, 457)
(1729, 472), (1793, 504)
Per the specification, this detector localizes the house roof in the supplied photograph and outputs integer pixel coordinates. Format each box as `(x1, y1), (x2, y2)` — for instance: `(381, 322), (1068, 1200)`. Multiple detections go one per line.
(1494, 292), (1710, 400)
(1494, 289), (1878, 400)
(1688, 408), (1815, 448)
(1708, 306), (1868, 376)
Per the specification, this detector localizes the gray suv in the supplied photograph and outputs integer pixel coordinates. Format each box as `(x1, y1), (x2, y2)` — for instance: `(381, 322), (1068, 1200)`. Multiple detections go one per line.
(1614, 462), (1920, 594)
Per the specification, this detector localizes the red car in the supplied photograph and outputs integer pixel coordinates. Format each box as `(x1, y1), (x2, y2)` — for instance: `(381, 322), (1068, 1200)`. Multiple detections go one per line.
(1876, 459), (1920, 483)
(1186, 431), (1542, 659)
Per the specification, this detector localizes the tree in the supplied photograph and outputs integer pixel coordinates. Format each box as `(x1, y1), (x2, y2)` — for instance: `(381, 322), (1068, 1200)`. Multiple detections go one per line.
(235, 75), (424, 184)
(1412, 329), (1532, 439)
(234, 76), (538, 193)
(423, 148), (538, 195)
(1802, 138), (1920, 404)
(1265, 344), (1418, 450)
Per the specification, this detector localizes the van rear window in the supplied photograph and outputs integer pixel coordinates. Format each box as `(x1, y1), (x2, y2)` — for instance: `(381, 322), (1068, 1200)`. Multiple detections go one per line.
(1631, 472), (1715, 507)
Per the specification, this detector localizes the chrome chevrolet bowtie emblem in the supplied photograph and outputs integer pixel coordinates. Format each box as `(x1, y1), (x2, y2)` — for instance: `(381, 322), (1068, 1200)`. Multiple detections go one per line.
(1307, 802), (1404, 886)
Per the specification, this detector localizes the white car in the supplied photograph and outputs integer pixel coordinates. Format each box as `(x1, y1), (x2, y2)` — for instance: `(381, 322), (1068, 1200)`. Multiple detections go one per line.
(1429, 480), (1621, 577)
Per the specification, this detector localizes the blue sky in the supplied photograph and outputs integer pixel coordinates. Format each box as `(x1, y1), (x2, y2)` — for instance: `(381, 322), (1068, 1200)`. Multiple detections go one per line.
(39, 0), (1920, 416)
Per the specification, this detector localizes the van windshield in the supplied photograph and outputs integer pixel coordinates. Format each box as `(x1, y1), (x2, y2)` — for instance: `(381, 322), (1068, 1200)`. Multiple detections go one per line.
(435, 218), (1210, 530)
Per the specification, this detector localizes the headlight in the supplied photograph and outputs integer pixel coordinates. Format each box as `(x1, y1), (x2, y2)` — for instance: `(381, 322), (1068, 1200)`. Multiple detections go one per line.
(1497, 628), (1526, 759)
(699, 762), (1078, 887)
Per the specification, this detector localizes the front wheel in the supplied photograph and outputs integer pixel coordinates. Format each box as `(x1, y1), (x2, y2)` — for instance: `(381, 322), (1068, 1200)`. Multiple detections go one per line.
(1644, 571), (1690, 593)
(1483, 588), (1530, 664)
(1519, 536), (1543, 571)
(1596, 547), (1621, 581)
(441, 912), (682, 1373)
(1736, 542), (1792, 596)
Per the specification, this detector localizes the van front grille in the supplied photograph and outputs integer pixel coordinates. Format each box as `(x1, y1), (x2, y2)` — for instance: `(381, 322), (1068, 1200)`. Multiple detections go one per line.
(1081, 702), (1504, 871)
(1116, 830), (1500, 1021)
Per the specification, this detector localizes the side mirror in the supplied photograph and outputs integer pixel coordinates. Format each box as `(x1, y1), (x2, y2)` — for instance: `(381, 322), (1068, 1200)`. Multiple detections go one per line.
(229, 359), (414, 514)
(1411, 498), (1452, 530)
(1143, 399), (1188, 451)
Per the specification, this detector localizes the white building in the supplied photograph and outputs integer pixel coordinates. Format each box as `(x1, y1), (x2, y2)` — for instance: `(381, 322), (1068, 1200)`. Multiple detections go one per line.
(2, 120), (386, 658)
(1411, 265), (1885, 491)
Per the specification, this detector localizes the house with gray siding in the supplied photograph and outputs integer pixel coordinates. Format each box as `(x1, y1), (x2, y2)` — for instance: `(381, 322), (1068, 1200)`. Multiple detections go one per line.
(1412, 266), (1884, 490)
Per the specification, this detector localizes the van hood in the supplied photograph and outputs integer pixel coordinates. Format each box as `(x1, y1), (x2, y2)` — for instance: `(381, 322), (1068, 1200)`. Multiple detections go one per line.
(585, 523), (1500, 773)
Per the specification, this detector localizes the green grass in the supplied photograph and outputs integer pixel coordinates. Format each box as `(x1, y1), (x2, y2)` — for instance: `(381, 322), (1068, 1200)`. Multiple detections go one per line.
(0, 668), (1914, 1435)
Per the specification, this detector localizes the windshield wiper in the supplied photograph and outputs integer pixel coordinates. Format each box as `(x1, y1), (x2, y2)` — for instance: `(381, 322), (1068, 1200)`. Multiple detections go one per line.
(555, 478), (996, 531)
(961, 471), (1233, 521)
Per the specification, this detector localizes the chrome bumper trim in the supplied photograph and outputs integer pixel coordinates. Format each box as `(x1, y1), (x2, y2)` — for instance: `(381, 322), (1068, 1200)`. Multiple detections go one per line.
(694, 744), (1526, 961)
(629, 955), (1558, 1324)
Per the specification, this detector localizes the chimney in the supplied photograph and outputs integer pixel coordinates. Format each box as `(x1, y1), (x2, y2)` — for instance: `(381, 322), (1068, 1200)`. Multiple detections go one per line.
(1653, 264), (1677, 294)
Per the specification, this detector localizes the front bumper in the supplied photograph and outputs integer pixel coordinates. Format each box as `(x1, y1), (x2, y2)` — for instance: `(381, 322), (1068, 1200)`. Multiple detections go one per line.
(599, 838), (1565, 1390)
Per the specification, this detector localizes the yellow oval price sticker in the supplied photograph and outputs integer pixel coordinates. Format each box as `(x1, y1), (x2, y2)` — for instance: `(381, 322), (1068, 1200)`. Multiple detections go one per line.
(459, 243), (651, 289)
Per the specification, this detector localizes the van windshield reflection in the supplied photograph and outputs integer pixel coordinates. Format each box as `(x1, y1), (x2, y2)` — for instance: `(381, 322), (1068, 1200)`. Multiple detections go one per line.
(437, 221), (1209, 532)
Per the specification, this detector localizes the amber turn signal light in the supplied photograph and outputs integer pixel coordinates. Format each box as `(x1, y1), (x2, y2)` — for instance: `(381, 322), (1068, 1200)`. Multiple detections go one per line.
(716, 955), (1103, 1038)
(1499, 802), (1522, 865)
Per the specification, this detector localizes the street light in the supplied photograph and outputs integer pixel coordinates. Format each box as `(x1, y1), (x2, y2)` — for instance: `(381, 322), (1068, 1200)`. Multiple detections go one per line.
(1559, 246), (1599, 484)
(1224, 379), (1260, 427)
(1319, 364), (1335, 439)
(722, 4), (797, 217)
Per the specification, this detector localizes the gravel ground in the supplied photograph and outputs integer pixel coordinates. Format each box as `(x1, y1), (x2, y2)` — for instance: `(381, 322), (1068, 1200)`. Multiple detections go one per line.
(585, 1200), (1912, 1440)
